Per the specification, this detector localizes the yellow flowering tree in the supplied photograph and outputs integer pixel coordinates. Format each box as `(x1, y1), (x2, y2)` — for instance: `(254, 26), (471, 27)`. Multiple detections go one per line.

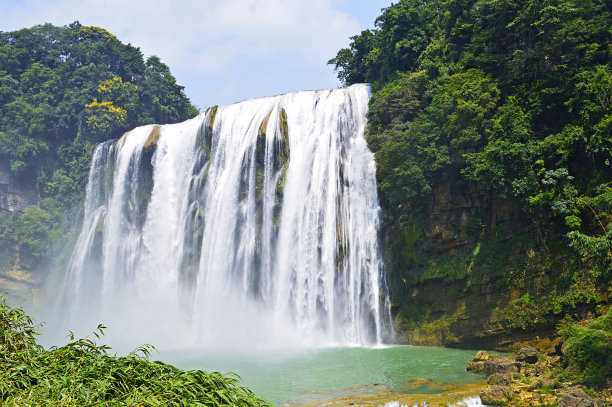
(97, 77), (138, 106)
(78, 26), (117, 42)
(84, 77), (138, 141)
(84, 99), (127, 141)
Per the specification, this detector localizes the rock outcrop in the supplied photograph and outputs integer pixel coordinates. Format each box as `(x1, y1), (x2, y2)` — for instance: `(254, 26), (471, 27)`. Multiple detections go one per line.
(480, 384), (512, 405)
(516, 346), (539, 364)
(558, 389), (598, 407)
(0, 163), (37, 212)
(467, 350), (611, 406)
(0, 267), (42, 305)
(386, 178), (608, 350)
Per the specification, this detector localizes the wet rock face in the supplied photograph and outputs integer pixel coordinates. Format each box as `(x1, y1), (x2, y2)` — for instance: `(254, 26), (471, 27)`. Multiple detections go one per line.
(423, 183), (480, 253)
(421, 182), (517, 253)
(0, 163), (37, 212)
(516, 346), (538, 364)
(558, 389), (598, 407)
(385, 181), (538, 349)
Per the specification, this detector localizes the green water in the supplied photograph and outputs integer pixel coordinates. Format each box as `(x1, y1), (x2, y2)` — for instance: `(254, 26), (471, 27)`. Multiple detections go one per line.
(161, 345), (484, 405)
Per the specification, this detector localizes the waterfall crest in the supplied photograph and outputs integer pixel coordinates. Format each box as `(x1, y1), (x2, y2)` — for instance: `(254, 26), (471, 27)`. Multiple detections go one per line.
(59, 84), (392, 349)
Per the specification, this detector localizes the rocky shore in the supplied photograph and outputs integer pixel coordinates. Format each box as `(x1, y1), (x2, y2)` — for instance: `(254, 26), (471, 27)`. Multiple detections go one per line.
(467, 348), (611, 406)
(286, 381), (487, 406)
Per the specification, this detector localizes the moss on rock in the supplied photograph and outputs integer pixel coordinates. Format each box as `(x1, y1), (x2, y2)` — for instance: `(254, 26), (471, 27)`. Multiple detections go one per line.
(143, 125), (161, 152)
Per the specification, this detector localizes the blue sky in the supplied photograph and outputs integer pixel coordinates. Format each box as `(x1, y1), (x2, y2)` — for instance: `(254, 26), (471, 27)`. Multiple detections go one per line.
(1, 0), (392, 109)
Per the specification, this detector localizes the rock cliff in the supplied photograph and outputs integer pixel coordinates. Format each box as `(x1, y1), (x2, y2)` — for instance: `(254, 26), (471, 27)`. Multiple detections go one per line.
(383, 181), (607, 350)
(0, 163), (37, 212)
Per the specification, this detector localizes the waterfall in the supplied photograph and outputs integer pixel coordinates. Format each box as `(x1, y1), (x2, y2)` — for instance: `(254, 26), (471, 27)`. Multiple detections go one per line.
(58, 84), (392, 349)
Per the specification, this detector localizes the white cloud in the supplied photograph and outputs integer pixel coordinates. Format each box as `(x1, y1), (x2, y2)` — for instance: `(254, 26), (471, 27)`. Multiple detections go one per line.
(1, 0), (358, 74)
(1, 0), (388, 107)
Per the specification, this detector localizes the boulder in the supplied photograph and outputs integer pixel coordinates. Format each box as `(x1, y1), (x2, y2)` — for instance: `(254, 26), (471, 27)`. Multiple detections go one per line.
(467, 350), (500, 373)
(466, 360), (486, 374)
(487, 373), (511, 386)
(480, 385), (511, 405)
(516, 346), (538, 364)
(558, 389), (598, 407)
(484, 357), (520, 375)
(474, 350), (490, 361)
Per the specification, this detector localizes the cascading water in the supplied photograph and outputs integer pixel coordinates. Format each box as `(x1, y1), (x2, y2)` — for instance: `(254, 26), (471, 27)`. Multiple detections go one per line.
(57, 84), (392, 350)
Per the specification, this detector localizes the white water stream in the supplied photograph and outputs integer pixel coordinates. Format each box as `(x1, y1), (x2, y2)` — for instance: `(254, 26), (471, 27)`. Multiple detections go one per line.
(56, 84), (393, 350)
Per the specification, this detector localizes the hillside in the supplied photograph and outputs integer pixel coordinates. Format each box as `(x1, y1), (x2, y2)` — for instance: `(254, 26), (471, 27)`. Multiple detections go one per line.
(330, 0), (611, 351)
(0, 22), (198, 300)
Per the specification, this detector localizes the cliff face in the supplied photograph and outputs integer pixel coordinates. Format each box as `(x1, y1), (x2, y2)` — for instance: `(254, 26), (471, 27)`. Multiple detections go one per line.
(0, 162), (44, 304)
(0, 266), (43, 305)
(420, 183), (516, 253)
(383, 181), (605, 350)
(0, 163), (37, 212)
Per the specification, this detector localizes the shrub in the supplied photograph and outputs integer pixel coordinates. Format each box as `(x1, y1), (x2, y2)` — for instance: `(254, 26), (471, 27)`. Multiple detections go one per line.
(0, 297), (271, 406)
(559, 308), (612, 387)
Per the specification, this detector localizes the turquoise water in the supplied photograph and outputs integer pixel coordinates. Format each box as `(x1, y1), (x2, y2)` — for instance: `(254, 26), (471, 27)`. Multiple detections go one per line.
(160, 345), (485, 405)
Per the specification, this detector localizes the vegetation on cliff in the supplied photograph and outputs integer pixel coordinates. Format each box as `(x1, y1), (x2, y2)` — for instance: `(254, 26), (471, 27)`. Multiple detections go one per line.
(330, 0), (611, 353)
(0, 297), (270, 406)
(0, 22), (198, 283)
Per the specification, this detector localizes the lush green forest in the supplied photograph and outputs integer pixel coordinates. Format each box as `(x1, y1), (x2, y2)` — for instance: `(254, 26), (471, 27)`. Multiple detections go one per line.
(0, 22), (198, 279)
(330, 0), (611, 358)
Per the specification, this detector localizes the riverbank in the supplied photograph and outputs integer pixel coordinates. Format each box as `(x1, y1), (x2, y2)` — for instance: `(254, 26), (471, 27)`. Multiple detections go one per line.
(468, 348), (611, 406)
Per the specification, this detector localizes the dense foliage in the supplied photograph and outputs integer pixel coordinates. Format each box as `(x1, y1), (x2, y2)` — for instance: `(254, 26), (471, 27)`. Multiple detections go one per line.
(330, 0), (611, 350)
(331, 0), (611, 213)
(0, 298), (271, 406)
(0, 22), (198, 274)
(559, 308), (612, 386)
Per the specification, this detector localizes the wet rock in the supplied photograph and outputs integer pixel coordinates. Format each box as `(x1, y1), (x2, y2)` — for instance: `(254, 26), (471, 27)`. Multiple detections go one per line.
(474, 350), (490, 361)
(480, 385), (511, 405)
(467, 350), (500, 373)
(559, 389), (598, 407)
(484, 357), (520, 375)
(143, 125), (161, 153)
(466, 360), (486, 374)
(516, 346), (538, 364)
(487, 373), (511, 386)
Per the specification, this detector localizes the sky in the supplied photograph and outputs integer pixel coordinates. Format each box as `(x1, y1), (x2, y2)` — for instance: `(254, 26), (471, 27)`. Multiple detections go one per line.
(0, 0), (392, 109)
